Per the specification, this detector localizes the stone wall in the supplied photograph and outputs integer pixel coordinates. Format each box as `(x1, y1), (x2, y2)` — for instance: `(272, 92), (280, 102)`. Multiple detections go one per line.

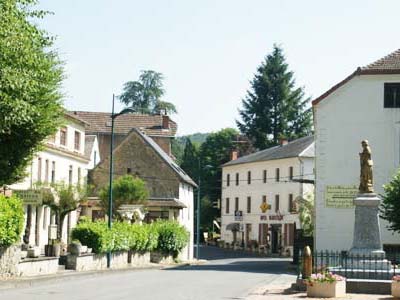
(17, 257), (59, 277)
(0, 245), (21, 277)
(150, 251), (175, 264)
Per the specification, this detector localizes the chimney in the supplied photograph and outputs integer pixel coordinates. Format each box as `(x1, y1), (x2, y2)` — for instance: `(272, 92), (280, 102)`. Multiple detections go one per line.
(162, 115), (170, 130)
(279, 138), (288, 146)
(230, 150), (238, 161)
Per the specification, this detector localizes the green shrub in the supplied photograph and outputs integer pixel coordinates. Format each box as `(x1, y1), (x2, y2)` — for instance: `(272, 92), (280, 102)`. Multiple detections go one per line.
(0, 195), (24, 247)
(71, 221), (113, 253)
(154, 220), (189, 256)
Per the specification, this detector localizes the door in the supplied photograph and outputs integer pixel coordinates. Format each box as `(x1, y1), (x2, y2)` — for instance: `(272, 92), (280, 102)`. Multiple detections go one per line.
(271, 224), (282, 253)
(245, 224), (252, 246)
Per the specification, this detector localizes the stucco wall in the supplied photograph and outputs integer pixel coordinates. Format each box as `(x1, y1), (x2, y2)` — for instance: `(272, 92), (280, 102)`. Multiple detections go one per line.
(314, 74), (400, 251)
(178, 183), (194, 261)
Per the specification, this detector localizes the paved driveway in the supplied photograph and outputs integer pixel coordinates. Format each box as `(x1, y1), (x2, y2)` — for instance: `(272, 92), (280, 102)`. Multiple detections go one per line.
(0, 246), (296, 300)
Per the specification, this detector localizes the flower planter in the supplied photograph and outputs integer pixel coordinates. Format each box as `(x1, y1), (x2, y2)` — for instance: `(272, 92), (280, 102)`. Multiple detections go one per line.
(392, 280), (400, 298)
(307, 280), (346, 298)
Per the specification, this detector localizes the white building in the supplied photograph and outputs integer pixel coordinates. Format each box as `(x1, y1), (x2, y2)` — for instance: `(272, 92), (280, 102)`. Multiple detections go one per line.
(313, 48), (400, 251)
(220, 136), (314, 254)
(11, 113), (100, 251)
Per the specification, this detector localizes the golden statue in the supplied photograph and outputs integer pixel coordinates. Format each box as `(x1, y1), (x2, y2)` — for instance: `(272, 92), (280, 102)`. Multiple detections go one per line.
(359, 140), (374, 193)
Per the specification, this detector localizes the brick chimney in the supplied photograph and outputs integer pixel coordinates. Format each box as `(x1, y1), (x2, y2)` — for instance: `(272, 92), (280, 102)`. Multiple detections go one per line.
(230, 150), (238, 161)
(279, 138), (288, 146)
(162, 115), (170, 130)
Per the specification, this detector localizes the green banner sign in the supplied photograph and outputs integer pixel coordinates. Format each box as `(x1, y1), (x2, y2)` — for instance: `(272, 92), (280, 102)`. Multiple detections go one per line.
(13, 189), (43, 205)
(325, 185), (358, 208)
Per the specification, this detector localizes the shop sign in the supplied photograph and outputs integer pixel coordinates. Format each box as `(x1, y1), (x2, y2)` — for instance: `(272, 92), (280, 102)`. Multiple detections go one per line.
(325, 185), (357, 208)
(260, 215), (267, 221)
(13, 189), (43, 205)
(234, 210), (243, 221)
(260, 202), (271, 213)
(269, 215), (283, 221)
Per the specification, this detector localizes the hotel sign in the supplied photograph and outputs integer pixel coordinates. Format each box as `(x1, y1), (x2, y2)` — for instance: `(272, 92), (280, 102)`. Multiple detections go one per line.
(13, 189), (43, 205)
(325, 185), (357, 208)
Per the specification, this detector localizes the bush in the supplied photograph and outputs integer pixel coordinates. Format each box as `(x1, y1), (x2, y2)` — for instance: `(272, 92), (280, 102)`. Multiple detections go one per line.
(154, 220), (189, 256)
(0, 195), (24, 247)
(71, 221), (113, 254)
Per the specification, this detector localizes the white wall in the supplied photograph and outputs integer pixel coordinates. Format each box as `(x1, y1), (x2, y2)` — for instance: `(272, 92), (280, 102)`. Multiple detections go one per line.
(178, 182), (194, 261)
(314, 74), (400, 251)
(220, 156), (314, 246)
(87, 136), (101, 170)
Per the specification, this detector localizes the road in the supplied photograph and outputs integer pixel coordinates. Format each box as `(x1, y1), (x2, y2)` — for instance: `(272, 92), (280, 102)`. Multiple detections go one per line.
(0, 246), (296, 300)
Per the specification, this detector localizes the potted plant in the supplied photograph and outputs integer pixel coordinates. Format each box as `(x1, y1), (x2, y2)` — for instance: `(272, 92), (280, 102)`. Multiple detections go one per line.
(306, 272), (346, 298)
(392, 275), (400, 297)
(52, 240), (61, 257)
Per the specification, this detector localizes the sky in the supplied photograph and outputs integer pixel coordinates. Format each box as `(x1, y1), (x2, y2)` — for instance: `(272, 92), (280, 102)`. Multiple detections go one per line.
(37, 0), (400, 135)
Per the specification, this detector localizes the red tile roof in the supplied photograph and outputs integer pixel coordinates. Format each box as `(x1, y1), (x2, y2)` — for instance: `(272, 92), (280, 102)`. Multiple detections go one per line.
(69, 111), (177, 137)
(313, 48), (400, 106)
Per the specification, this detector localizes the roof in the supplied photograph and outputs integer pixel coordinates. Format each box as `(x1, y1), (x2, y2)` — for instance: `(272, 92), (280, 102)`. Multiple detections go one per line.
(64, 112), (89, 126)
(223, 136), (314, 167)
(133, 128), (197, 187)
(313, 48), (400, 105)
(84, 135), (96, 159)
(69, 111), (177, 137)
(146, 199), (187, 209)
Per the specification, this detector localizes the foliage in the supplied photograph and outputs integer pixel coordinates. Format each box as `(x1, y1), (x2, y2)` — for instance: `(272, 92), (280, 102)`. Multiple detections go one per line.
(0, 195), (24, 247)
(172, 133), (208, 164)
(153, 220), (189, 256)
(0, 0), (64, 186)
(71, 221), (113, 253)
(299, 193), (315, 237)
(180, 138), (200, 181)
(381, 169), (400, 233)
(99, 175), (149, 218)
(306, 272), (345, 285)
(119, 70), (177, 114)
(237, 44), (312, 149)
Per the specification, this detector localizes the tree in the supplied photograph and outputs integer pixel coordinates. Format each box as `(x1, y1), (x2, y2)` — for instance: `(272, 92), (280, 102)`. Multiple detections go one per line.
(0, 194), (24, 247)
(237, 45), (312, 149)
(99, 175), (149, 218)
(119, 70), (177, 114)
(380, 169), (400, 234)
(298, 193), (314, 237)
(0, 0), (64, 186)
(180, 138), (200, 181)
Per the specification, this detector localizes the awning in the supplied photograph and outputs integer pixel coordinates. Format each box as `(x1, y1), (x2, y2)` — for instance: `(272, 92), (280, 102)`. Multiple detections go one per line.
(226, 222), (240, 231)
(146, 200), (187, 209)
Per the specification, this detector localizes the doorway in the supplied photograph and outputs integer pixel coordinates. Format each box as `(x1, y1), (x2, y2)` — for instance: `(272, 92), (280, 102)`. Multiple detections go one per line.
(271, 224), (282, 253)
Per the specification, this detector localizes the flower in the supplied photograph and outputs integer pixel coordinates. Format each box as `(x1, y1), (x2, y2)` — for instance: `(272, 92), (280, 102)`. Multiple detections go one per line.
(306, 272), (346, 285)
(393, 275), (400, 282)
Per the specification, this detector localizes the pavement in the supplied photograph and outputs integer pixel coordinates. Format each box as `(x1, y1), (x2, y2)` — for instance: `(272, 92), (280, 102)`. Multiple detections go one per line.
(0, 246), (394, 300)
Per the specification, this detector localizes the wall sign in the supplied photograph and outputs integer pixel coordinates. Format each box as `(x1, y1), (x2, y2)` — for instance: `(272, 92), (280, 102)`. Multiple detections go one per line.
(269, 215), (283, 221)
(13, 189), (43, 205)
(234, 210), (243, 221)
(325, 185), (357, 208)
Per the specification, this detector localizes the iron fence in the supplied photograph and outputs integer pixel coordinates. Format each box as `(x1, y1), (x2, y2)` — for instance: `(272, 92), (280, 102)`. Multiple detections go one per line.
(298, 250), (398, 280)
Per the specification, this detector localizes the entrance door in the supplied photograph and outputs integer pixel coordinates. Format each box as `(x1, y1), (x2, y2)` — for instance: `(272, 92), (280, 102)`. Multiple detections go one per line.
(271, 224), (282, 253)
(245, 224), (252, 246)
(258, 224), (268, 246)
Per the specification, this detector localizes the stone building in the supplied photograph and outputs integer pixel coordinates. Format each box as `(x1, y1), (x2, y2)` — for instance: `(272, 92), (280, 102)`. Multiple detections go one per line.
(313, 48), (400, 251)
(89, 128), (196, 261)
(220, 136), (314, 255)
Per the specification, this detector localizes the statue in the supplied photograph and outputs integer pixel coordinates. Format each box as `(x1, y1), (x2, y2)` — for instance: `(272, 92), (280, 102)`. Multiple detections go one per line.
(359, 140), (374, 193)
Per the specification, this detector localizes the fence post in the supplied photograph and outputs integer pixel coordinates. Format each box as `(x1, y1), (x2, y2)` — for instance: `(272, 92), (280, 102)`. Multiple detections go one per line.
(303, 246), (312, 279)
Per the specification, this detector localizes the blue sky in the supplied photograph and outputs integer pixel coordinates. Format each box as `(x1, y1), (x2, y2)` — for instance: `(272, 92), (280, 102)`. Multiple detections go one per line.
(37, 0), (400, 135)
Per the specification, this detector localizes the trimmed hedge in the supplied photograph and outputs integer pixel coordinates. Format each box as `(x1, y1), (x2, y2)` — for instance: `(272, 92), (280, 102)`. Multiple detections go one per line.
(71, 220), (187, 255)
(0, 195), (24, 247)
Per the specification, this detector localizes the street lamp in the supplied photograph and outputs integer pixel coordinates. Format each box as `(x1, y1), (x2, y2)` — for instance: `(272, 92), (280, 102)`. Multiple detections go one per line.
(196, 162), (212, 260)
(107, 94), (135, 268)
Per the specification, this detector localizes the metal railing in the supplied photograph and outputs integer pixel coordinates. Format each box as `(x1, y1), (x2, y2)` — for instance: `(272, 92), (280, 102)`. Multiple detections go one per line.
(298, 250), (398, 280)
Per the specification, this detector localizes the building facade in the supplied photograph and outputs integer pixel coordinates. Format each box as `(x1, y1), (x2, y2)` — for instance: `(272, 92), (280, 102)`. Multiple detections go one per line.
(313, 49), (400, 251)
(220, 136), (314, 255)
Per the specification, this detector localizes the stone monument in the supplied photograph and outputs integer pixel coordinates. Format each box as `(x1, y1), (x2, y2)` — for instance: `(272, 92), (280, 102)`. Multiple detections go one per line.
(117, 204), (146, 225)
(349, 140), (385, 258)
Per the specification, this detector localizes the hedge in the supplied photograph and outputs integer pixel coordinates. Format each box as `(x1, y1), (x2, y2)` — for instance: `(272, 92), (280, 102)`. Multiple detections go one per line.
(71, 220), (187, 255)
(0, 195), (24, 247)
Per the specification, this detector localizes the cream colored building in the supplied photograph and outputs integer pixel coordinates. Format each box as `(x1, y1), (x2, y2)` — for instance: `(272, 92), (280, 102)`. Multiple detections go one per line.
(11, 113), (100, 251)
(313, 49), (400, 251)
(220, 136), (314, 254)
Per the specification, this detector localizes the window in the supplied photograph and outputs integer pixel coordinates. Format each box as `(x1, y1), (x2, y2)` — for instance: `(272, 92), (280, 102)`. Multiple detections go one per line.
(289, 166), (293, 181)
(37, 157), (42, 182)
(74, 131), (81, 150)
(247, 171), (251, 184)
(51, 161), (56, 184)
(127, 168), (132, 174)
(45, 159), (49, 184)
(94, 151), (97, 166)
(77, 167), (81, 187)
(384, 83), (400, 108)
(235, 173), (239, 186)
(247, 197), (251, 213)
(263, 170), (267, 183)
(226, 174), (230, 187)
(262, 195), (267, 203)
(60, 127), (67, 146)
(275, 195), (280, 212)
(226, 198), (230, 214)
(288, 194), (294, 212)
(275, 168), (280, 182)
(68, 165), (73, 185)
(235, 197), (239, 211)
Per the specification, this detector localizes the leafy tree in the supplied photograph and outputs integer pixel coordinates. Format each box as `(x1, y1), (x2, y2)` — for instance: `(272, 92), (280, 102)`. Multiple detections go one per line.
(298, 193), (314, 237)
(180, 138), (200, 181)
(119, 70), (177, 114)
(237, 45), (312, 149)
(0, 0), (64, 186)
(381, 169), (400, 233)
(99, 175), (149, 218)
(0, 194), (24, 247)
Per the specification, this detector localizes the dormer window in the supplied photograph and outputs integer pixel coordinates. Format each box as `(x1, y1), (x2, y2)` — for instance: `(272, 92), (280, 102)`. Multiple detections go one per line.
(384, 83), (400, 108)
(60, 127), (67, 146)
(74, 131), (81, 150)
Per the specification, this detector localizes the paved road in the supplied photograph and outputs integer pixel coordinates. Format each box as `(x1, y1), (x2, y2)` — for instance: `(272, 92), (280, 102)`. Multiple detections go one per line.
(0, 246), (296, 300)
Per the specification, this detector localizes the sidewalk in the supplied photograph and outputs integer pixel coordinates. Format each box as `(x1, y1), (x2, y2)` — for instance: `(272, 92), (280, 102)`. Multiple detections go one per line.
(246, 276), (393, 300)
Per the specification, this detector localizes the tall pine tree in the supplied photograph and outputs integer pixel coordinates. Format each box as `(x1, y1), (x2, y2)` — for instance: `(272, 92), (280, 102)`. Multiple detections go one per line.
(237, 45), (312, 149)
(180, 138), (199, 181)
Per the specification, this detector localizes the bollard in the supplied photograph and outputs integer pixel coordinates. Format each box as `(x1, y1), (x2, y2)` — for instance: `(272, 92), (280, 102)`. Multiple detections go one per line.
(302, 246), (312, 279)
